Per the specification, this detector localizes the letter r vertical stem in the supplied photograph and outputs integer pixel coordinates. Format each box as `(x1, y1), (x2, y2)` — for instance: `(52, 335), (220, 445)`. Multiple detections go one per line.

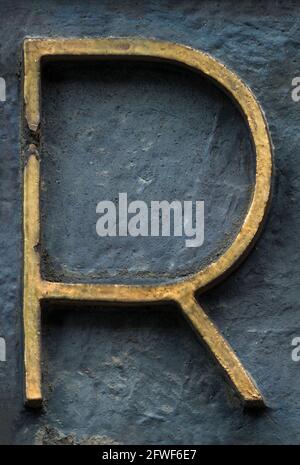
(23, 152), (42, 407)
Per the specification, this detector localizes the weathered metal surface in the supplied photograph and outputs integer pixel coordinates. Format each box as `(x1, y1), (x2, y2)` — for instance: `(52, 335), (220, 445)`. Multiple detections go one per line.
(0, 0), (299, 445)
(22, 38), (272, 408)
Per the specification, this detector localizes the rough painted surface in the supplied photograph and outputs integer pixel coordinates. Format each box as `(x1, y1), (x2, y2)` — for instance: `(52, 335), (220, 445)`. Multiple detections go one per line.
(0, 0), (299, 445)
(40, 60), (254, 284)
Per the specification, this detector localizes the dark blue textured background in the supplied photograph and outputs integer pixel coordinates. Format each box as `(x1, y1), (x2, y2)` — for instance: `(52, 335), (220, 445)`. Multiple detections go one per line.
(40, 60), (254, 284)
(0, 0), (299, 444)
